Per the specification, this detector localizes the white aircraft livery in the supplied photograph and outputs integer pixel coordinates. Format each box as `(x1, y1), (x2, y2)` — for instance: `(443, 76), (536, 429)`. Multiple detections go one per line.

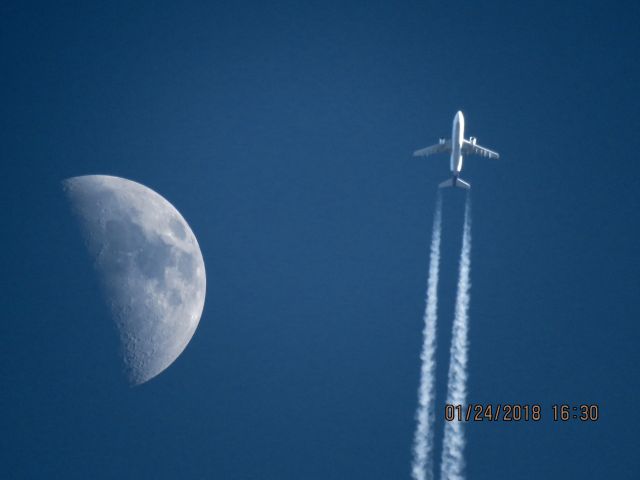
(413, 111), (499, 189)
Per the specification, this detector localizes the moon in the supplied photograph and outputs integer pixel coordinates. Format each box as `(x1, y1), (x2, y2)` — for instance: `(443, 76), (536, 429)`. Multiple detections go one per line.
(63, 175), (206, 385)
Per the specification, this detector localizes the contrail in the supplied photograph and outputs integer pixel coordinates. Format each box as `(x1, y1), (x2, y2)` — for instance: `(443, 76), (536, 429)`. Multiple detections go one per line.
(440, 196), (472, 480)
(411, 192), (443, 480)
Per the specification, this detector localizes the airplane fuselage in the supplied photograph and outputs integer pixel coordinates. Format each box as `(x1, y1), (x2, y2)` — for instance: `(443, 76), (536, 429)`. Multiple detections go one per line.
(451, 110), (465, 176)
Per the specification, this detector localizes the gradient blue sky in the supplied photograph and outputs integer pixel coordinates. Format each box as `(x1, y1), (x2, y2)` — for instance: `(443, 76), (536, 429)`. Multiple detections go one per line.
(1, 1), (639, 478)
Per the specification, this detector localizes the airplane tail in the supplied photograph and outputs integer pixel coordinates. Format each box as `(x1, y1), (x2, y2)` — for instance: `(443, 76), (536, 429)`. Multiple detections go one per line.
(439, 177), (470, 190)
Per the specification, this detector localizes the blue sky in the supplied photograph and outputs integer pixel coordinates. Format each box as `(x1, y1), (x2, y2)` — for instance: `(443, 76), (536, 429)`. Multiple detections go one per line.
(1, 1), (639, 478)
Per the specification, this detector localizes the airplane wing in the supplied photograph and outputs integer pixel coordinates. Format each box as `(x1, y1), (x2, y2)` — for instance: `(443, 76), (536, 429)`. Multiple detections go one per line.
(413, 139), (451, 157)
(462, 139), (499, 159)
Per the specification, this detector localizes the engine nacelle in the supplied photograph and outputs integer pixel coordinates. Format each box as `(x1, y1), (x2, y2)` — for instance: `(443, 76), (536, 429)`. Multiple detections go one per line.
(439, 137), (446, 144)
(469, 136), (477, 144)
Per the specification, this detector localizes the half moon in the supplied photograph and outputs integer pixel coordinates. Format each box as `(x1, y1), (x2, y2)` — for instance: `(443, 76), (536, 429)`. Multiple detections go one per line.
(63, 175), (206, 385)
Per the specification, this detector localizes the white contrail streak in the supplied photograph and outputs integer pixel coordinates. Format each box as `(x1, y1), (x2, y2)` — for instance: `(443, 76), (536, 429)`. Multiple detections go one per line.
(411, 193), (443, 480)
(440, 196), (472, 480)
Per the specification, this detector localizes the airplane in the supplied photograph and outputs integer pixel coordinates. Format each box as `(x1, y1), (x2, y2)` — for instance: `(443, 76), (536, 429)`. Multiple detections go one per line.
(413, 111), (499, 189)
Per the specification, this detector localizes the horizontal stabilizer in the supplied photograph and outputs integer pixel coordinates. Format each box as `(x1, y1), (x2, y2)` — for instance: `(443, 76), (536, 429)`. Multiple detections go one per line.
(456, 178), (471, 189)
(439, 177), (471, 190)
